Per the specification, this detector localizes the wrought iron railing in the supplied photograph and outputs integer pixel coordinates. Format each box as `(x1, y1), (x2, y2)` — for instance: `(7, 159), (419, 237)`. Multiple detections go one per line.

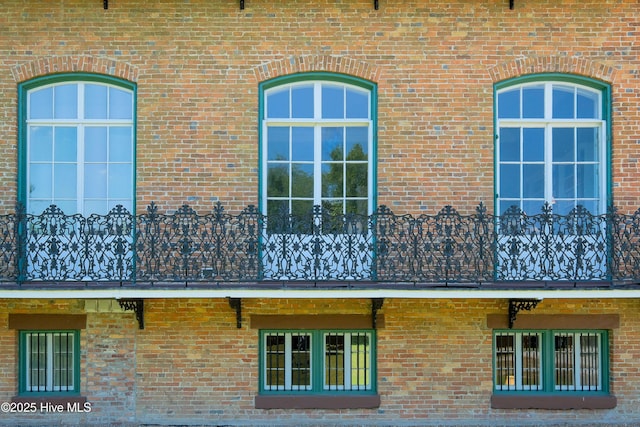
(1, 202), (640, 287)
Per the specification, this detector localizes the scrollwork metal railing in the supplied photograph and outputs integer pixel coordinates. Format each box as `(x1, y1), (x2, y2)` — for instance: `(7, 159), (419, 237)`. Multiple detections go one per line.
(1, 201), (640, 287)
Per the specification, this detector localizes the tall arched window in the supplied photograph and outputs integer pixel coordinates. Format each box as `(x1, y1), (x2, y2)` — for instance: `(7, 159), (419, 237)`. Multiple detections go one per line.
(496, 76), (610, 216)
(261, 74), (376, 224)
(19, 74), (135, 215)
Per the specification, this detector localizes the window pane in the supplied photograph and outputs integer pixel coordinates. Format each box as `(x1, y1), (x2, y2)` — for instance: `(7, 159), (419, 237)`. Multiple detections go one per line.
(29, 126), (53, 161)
(498, 89), (520, 119)
(29, 164), (52, 199)
(552, 85), (575, 119)
(346, 164), (368, 197)
(500, 164), (520, 198)
(522, 128), (544, 162)
(346, 199), (368, 216)
(346, 127), (368, 160)
(521, 333), (541, 389)
(54, 164), (77, 199)
(495, 333), (515, 390)
(30, 87), (53, 119)
(291, 164), (314, 198)
(109, 164), (132, 198)
(577, 88), (598, 119)
(322, 163), (343, 198)
(499, 128), (520, 161)
(54, 127), (77, 162)
(523, 199), (545, 215)
(522, 164), (544, 198)
(84, 84), (108, 119)
(109, 127), (133, 162)
(291, 334), (311, 389)
(265, 334), (286, 390)
(577, 128), (598, 162)
(325, 333), (345, 389)
(85, 127), (108, 162)
(522, 85), (544, 118)
(577, 164), (599, 198)
(291, 85), (314, 119)
(552, 128), (575, 162)
(291, 127), (313, 161)
(580, 334), (600, 390)
(267, 88), (290, 118)
(54, 84), (78, 119)
(346, 88), (368, 118)
(322, 127), (344, 161)
(84, 164), (107, 198)
(267, 164), (289, 197)
(109, 87), (133, 119)
(555, 334), (575, 390)
(267, 127), (289, 161)
(322, 85), (344, 119)
(553, 164), (575, 198)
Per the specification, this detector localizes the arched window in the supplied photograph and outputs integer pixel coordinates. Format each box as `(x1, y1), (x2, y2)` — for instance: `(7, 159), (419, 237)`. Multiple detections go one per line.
(261, 74), (376, 224)
(495, 76), (610, 216)
(19, 74), (135, 215)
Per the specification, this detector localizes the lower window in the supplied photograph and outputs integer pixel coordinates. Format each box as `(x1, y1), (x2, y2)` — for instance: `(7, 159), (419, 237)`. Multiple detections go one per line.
(494, 330), (607, 393)
(20, 331), (79, 394)
(261, 330), (374, 394)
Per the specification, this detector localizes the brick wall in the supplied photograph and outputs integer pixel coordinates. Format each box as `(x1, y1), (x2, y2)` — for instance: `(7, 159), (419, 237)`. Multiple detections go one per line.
(0, 0), (638, 213)
(1, 297), (640, 425)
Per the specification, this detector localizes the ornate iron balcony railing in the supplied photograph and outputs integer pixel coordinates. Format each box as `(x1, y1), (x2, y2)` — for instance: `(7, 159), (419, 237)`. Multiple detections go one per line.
(1, 202), (640, 287)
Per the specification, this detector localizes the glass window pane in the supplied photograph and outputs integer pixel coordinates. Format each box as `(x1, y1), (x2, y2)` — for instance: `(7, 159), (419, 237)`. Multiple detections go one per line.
(322, 163), (343, 198)
(84, 127), (108, 162)
(109, 87), (133, 119)
(322, 127), (343, 161)
(522, 128), (544, 162)
(54, 84), (78, 119)
(522, 164), (544, 198)
(84, 84), (108, 119)
(346, 127), (368, 160)
(267, 88), (290, 118)
(523, 199), (545, 215)
(29, 127), (53, 161)
(553, 164), (575, 198)
(267, 164), (289, 197)
(109, 127), (133, 162)
(346, 88), (368, 118)
(84, 164), (107, 198)
(499, 128), (520, 161)
(267, 127), (290, 161)
(346, 164), (368, 197)
(500, 164), (520, 198)
(29, 164), (52, 199)
(54, 127), (77, 162)
(291, 127), (313, 161)
(267, 199), (288, 220)
(291, 85), (314, 119)
(500, 200), (519, 215)
(322, 85), (344, 119)
(577, 128), (598, 162)
(84, 200), (109, 215)
(577, 164), (599, 199)
(498, 89), (520, 119)
(552, 85), (575, 119)
(291, 164), (314, 198)
(109, 164), (132, 198)
(552, 128), (575, 162)
(554, 200), (574, 216)
(346, 199), (368, 216)
(54, 164), (77, 199)
(30, 87), (53, 119)
(522, 85), (544, 118)
(577, 88), (598, 119)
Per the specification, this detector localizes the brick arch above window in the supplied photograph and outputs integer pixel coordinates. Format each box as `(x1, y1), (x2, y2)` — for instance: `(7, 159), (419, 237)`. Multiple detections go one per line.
(10, 55), (138, 83)
(253, 55), (382, 83)
(488, 55), (617, 84)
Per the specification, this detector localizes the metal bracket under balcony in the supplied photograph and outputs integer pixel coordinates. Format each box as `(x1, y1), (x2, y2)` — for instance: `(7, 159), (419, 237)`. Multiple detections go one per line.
(118, 299), (144, 329)
(372, 298), (384, 329)
(508, 299), (540, 329)
(229, 297), (242, 328)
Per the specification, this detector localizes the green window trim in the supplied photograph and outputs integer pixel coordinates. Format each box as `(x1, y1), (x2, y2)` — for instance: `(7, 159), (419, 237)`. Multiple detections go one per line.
(17, 73), (137, 214)
(18, 330), (81, 396)
(259, 329), (377, 396)
(493, 329), (610, 396)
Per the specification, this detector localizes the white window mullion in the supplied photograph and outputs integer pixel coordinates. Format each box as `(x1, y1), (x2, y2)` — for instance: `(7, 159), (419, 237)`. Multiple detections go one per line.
(284, 333), (292, 390)
(46, 334), (54, 391)
(514, 333), (523, 389)
(343, 333), (352, 389)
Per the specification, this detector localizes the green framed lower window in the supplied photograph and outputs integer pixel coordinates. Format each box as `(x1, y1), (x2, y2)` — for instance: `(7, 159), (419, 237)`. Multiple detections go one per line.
(493, 330), (608, 394)
(260, 330), (375, 394)
(19, 330), (80, 395)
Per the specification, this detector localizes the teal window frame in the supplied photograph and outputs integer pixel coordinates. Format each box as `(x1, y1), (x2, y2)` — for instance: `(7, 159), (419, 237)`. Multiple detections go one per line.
(259, 329), (377, 395)
(17, 73), (137, 215)
(258, 72), (378, 219)
(494, 73), (612, 216)
(18, 330), (81, 396)
(493, 329), (610, 395)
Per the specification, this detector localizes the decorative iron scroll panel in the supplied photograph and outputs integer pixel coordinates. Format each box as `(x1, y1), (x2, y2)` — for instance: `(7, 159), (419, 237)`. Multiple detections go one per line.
(1, 202), (639, 285)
